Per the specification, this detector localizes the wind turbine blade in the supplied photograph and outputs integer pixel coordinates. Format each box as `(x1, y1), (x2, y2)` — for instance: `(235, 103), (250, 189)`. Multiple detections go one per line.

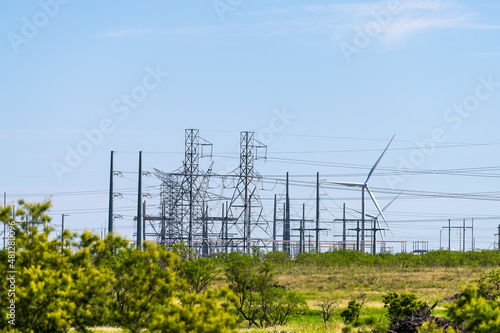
(376, 192), (401, 218)
(376, 219), (386, 242)
(347, 207), (377, 219)
(365, 134), (395, 183)
(366, 186), (393, 236)
(346, 207), (362, 214)
(323, 181), (364, 187)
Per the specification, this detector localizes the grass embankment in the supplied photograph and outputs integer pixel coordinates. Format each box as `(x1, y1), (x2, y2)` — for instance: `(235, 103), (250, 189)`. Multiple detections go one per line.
(91, 250), (500, 332)
(225, 265), (481, 332)
(227, 249), (500, 332)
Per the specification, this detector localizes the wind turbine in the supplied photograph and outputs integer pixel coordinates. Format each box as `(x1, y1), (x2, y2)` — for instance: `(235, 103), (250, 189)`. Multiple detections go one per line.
(349, 192), (400, 238)
(348, 193), (400, 253)
(326, 135), (396, 238)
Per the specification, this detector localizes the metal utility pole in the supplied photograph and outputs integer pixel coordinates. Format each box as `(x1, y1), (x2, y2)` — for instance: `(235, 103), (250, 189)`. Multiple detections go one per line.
(273, 194), (277, 252)
(143, 201), (146, 242)
(459, 227), (462, 251)
(448, 219), (451, 250)
(202, 204), (208, 257)
(361, 188), (365, 252)
(282, 203), (286, 253)
(292, 206), (314, 254)
(443, 219), (472, 252)
(108, 151), (114, 234)
(221, 203), (226, 252)
(224, 201), (229, 253)
(61, 214), (69, 254)
(355, 220), (360, 251)
(463, 219), (466, 252)
(471, 218), (474, 251)
(299, 204), (305, 253)
(161, 200), (166, 245)
(371, 220), (384, 254)
(284, 172), (291, 254)
(137, 151), (143, 249)
(497, 224), (500, 250)
(342, 203), (346, 249)
(3, 192), (6, 249)
(315, 172), (320, 252)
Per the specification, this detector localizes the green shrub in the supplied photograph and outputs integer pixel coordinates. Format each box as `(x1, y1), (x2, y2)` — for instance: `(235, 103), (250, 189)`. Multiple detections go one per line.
(223, 251), (307, 328)
(476, 269), (500, 300)
(341, 300), (362, 324)
(383, 292), (425, 319)
(447, 285), (500, 333)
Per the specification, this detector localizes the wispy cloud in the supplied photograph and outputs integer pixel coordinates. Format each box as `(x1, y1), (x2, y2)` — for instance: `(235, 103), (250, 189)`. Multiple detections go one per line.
(103, 28), (154, 38)
(260, 1), (495, 40)
(465, 51), (500, 58)
(311, 0), (469, 44)
(162, 1), (498, 48)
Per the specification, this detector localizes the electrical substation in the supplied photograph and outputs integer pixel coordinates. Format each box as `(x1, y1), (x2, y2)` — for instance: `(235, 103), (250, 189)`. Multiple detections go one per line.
(106, 129), (482, 256)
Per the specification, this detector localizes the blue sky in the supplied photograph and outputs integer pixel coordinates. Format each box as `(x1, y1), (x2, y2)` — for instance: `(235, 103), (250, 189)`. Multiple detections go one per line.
(1, 0), (500, 251)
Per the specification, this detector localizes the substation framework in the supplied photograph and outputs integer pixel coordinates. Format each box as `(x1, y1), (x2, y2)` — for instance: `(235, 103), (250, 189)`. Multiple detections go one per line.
(108, 129), (411, 256)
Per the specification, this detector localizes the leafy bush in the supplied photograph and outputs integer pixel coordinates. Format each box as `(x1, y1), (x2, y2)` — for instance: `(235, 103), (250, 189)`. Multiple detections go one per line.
(418, 321), (460, 332)
(341, 300), (362, 324)
(447, 285), (500, 333)
(178, 257), (217, 294)
(223, 251), (307, 328)
(383, 292), (425, 319)
(0, 200), (237, 333)
(292, 248), (500, 268)
(476, 269), (500, 300)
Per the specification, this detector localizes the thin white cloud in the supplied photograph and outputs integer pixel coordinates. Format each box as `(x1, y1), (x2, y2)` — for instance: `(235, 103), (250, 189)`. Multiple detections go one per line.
(103, 28), (154, 38)
(460, 23), (500, 30)
(465, 51), (500, 58)
(163, 1), (498, 48)
(381, 15), (471, 43)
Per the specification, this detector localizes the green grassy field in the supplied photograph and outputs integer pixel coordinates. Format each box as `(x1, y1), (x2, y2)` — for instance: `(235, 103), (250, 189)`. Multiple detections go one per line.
(228, 265), (482, 332)
(86, 252), (495, 333)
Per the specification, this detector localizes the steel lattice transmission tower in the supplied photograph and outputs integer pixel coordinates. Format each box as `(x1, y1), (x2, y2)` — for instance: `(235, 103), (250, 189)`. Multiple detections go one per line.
(153, 129), (213, 252)
(227, 131), (271, 253)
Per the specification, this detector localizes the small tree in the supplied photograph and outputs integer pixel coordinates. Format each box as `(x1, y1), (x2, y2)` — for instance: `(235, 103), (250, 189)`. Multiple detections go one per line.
(476, 269), (500, 300)
(108, 243), (181, 333)
(317, 297), (338, 327)
(223, 251), (306, 328)
(341, 300), (362, 324)
(383, 292), (425, 319)
(0, 200), (126, 333)
(0, 201), (237, 333)
(109, 243), (237, 333)
(178, 257), (217, 294)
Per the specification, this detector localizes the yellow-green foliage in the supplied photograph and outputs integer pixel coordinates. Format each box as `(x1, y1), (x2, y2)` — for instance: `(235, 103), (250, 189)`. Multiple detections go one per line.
(223, 251), (307, 328)
(446, 285), (500, 333)
(0, 200), (237, 333)
(383, 292), (425, 318)
(476, 269), (500, 300)
(0, 199), (124, 333)
(418, 322), (459, 333)
(108, 243), (237, 333)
